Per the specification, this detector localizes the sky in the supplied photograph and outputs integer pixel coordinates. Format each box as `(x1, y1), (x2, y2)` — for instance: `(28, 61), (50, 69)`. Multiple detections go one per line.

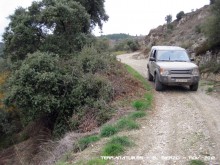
(0, 0), (210, 41)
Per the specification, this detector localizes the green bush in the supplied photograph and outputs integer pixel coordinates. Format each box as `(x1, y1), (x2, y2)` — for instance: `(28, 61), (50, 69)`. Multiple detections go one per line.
(4, 51), (115, 137)
(127, 40), (140, 52)
(77, 74), (113, 103)
(113, 39), (140, 52)
(78, 46), (116, 74)
(5, 52), (72, 123)
(202, 1), (220, 48)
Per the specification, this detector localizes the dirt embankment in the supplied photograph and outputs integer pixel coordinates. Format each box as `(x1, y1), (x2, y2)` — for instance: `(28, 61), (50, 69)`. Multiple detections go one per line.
(115, 52), (220, 165)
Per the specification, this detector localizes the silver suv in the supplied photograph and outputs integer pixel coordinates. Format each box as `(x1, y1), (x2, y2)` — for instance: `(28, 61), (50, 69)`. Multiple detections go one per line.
(147, 46), (200, 91)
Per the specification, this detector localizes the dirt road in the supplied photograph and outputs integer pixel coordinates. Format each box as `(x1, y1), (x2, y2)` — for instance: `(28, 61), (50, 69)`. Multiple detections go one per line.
(116, 53), (220, 165)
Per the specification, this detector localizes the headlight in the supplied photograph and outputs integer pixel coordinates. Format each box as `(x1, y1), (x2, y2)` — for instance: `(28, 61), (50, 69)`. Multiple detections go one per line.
(160, 68), (169, 76)
(192, 68), (199, 76)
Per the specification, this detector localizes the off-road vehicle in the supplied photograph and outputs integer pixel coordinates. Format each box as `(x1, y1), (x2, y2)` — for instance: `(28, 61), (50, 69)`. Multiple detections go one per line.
(147, 46), (200, 91)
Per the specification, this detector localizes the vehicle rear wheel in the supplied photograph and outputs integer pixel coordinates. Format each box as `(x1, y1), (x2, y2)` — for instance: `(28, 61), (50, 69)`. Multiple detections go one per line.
(190, 83), (198, 91)
(148, 69), (153, 81)
(155, 74), (164, 91)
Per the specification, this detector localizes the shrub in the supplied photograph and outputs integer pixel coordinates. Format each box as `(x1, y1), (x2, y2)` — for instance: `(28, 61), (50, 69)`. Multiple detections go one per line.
(127, 40), (140, 52)
(113, 39), (140, 52)
(167, 24), (174, 31)
(194, 42), (210, 55)
(202, 1), (220, 48)
(4, 51), (115, 137)
(76, 75), (113, 103)
(195, 25), (202, 34)
(5, 52), (73, 123)
(199, 61), (220, 74)
(78, 46), (116, 74)
(176, 11), (185, 21)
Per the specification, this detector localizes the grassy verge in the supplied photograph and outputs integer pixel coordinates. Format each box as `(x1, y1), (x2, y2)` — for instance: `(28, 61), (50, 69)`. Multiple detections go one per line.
(59, 64), (153, 164)
(125, 64), (152, 91)
(76, 135), (100, 151)
(200, 80), (220, 94)
(102, 136), (133, 156)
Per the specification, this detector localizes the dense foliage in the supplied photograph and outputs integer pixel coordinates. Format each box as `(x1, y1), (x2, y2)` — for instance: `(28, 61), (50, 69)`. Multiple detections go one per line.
(113, 39), (140, 52)
(203, 0), (220, 49)
(3, 0), (108, 61)
(1, 0), (113, 138)
(4, 49), (116, 136)
(74, 0), (109, 29)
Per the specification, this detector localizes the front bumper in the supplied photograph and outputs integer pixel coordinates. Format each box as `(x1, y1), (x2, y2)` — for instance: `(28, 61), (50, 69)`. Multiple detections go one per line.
(160, 74), (200, 85)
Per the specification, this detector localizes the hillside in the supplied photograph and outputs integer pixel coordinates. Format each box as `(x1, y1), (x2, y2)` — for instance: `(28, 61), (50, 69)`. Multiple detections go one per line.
(99, 33), (134, 40)
(144, 4), (220, 81)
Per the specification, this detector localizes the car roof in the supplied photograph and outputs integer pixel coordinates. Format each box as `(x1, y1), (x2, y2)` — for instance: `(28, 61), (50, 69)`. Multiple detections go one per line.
(151, 46), (185, 51)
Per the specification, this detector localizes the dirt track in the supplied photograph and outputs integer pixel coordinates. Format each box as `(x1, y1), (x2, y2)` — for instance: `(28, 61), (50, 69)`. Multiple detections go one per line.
(116, 52), (220, 165)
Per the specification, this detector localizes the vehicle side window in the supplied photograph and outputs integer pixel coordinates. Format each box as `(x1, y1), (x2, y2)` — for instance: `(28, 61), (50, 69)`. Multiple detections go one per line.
(150, 49), (156, 58)
(150, 50), (154, 57)
(153, 50), (156, 58)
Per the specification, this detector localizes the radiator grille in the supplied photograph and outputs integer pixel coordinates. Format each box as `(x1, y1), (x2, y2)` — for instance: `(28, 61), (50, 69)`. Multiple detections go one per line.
(170, 70), (192, 74)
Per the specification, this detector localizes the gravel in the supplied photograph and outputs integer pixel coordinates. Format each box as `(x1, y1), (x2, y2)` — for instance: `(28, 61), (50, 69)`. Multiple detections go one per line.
(114, 52), (220, 165)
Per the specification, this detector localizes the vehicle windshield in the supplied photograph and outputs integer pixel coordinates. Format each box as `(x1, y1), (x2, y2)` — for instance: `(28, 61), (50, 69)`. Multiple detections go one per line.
(157, 50), (190, 62)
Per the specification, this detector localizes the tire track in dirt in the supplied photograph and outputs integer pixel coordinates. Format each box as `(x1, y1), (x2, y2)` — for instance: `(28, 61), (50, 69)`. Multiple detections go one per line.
(115, 53), (220, 165)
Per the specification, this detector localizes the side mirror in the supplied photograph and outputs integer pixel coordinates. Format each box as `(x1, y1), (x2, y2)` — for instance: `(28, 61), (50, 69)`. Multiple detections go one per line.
(149, 57), (156, 61)
(190, 58), (195, 61)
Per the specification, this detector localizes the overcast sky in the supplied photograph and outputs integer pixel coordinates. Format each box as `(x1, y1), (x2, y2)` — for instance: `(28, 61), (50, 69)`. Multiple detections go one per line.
(0, 0), (209, 41)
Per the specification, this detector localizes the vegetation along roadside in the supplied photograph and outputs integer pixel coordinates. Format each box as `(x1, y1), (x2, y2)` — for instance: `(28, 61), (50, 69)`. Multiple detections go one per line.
(55, 64), (153, 165)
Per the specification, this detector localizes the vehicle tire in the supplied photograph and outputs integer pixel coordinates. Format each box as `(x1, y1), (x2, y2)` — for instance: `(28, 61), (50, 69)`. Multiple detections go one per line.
(148, 69), (153, 81)
(190, 83), (198, 91)
(155, 74), (164, 91)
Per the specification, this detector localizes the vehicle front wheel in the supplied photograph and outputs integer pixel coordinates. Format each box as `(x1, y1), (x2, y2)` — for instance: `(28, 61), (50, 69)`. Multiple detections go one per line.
(155, 74), (164, 91)
(148, 69), (153, 81)
(190, 83), (198, 91)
